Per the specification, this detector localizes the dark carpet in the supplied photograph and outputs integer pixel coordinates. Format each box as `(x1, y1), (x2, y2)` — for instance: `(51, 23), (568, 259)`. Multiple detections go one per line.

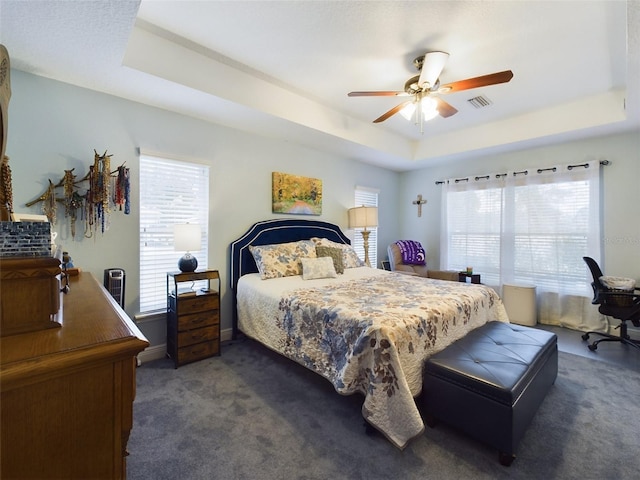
(127, 338), (639, 480)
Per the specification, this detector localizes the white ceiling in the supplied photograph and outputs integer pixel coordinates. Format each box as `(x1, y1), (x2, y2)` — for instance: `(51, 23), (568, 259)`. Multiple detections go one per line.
(1, 0), (638, 172)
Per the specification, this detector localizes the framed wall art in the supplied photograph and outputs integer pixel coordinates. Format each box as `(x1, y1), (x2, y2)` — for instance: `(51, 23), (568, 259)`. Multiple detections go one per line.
(272, 172), (322, 216)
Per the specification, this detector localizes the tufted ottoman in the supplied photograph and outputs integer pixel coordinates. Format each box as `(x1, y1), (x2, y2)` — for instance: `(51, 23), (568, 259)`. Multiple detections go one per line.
(421, 321), (557, 466)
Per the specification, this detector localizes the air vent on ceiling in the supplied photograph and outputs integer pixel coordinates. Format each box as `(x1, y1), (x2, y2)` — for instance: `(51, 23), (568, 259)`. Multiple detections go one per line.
(467, 95), (492, 109)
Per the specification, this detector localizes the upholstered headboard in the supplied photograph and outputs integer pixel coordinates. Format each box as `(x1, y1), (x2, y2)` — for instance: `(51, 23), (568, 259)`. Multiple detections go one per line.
(229, 218), (350, 338)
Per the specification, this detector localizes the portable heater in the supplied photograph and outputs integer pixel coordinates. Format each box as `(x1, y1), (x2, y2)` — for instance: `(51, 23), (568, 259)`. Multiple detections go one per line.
(103, 268), (126, 308)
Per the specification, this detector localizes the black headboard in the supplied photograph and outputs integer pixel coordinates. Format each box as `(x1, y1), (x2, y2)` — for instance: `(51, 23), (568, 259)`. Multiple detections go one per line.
(229, 218), (351, 338)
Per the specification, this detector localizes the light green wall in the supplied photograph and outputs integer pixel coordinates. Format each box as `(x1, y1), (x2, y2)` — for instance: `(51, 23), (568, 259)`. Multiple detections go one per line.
(6, 70), (400, 344)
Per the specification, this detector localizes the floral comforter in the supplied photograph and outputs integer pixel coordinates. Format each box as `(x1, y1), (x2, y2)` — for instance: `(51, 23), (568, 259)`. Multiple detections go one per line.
(237, 267), (509, 449)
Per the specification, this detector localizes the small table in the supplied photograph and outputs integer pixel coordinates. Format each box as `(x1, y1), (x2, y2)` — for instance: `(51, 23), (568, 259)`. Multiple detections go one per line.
(458, 272), (481, 284)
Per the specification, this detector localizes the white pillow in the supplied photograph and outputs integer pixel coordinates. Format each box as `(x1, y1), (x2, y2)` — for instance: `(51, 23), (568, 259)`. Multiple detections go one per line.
(301, 256), (338, 280)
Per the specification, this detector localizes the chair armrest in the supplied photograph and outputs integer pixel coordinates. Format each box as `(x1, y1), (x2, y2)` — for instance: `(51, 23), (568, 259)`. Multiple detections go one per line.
(393, 265), (416, 274)
(395, 270), (419, 276)
(427, 270), (460, 282)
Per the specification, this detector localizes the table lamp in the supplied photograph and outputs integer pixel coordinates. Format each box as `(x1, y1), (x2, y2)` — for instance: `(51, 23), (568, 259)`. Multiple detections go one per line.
(173, 223), (201, 272)
(348, 205), (378, 267)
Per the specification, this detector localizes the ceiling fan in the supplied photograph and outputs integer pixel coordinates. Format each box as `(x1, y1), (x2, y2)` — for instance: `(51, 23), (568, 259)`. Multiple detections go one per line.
(348, 51), (513, 129)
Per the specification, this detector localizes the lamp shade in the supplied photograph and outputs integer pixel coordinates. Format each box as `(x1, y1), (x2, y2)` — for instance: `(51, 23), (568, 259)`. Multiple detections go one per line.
(348, 206), (378, 229)
(173, 224), (201, 252)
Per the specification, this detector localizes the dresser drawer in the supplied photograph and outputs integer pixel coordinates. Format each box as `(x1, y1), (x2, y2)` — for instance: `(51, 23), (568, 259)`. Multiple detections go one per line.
(177, 311), (219, 331)
(178, 325), (219, 347)
(178, 294), (219, 315)
(177, 340), (219, 365)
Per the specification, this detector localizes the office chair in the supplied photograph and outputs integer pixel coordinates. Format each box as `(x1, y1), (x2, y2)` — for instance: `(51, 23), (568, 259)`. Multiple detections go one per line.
(582, 256), (640, 351)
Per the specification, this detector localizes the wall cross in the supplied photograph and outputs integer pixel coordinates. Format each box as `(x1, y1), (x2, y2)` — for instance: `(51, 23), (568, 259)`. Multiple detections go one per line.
(413, 194), (427, 217)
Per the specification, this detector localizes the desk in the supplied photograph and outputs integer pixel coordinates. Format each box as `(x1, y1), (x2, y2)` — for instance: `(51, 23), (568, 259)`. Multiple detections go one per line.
(458, 272), (481, 284)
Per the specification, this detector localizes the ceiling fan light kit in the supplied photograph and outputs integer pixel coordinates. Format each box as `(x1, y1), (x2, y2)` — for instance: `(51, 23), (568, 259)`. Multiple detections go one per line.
(348, 50), (513, 133)
(400, 102), (416, 121)
(400, 96), (440, 132)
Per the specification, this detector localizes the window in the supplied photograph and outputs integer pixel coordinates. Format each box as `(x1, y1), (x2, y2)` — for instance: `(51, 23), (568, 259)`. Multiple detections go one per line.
(139, 154), (209, 313)
(442, 162), (600, 298)
(352, 186), (379, 268)
(445, 184), (503, 285)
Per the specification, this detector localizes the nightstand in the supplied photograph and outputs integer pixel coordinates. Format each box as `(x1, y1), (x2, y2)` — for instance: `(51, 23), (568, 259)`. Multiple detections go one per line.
(458, 272), (481, 284)
(167, 269), (220, 368)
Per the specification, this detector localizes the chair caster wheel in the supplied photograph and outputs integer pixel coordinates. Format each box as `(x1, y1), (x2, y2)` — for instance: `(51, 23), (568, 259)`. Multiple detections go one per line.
(588, 344), (598, 351)
(582, 333), (590, 341)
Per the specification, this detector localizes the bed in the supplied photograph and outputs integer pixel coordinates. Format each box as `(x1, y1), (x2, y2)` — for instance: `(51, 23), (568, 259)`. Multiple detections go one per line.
(230, 218), (509, 449)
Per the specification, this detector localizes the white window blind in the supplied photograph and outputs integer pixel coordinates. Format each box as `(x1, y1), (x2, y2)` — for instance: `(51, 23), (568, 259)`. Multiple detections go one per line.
(353, 187), (379, 268)
(507, 178), (593, 294)
(445, 184), (503, 286)
(139, 154), (209, 313)
(442, 163), (600, 296)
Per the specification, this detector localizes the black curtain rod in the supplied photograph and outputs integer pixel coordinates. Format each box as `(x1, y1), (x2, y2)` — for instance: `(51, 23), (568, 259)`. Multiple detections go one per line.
(435, 160), (610, 185)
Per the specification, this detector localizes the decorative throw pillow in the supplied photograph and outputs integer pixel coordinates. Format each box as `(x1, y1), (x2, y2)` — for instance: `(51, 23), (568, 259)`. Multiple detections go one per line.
(316, 246), (345, 274)
(249, 240), (317, 279)
(311, 237), (365, 269)
(395, 240), (426, 265)
(301, 256), (337, 280)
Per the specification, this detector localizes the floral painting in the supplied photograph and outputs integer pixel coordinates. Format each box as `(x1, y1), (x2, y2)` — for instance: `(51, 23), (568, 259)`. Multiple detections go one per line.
(272, 172), (322, 215)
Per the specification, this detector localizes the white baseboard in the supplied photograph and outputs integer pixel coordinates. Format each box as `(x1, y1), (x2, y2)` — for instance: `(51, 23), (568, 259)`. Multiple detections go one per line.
(137, 327), (234, 365)
(137, 344), (166, 364)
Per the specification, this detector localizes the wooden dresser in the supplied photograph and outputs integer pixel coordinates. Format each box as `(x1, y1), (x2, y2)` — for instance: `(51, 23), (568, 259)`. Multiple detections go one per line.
(0, 271), (149, 479)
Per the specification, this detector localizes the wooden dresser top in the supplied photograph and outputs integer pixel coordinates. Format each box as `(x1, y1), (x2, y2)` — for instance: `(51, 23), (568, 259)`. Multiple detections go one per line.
(1, 272), (149, 390)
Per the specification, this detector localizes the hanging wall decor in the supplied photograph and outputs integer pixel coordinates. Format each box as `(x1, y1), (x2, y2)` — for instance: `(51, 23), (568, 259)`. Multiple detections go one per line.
(272, 172), (322, 216)
(1, 44), (13, 221)
(25, 150), (130, 239)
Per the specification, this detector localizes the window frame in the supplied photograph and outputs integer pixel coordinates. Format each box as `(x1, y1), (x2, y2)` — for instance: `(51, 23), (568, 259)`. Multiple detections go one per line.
(441, 163), (600, 296)
(139, 153), (210, 314)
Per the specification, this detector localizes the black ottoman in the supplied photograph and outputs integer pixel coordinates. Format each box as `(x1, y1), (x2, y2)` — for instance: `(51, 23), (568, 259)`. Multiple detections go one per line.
(422, 321), (557, 466)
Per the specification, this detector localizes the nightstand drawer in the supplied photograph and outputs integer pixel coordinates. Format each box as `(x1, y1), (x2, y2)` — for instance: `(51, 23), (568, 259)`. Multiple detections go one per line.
(177, 311), (219, 331)
(177, 340), (219, 365)
(178, 325), (219, 347)
(178, 294), (219, 315)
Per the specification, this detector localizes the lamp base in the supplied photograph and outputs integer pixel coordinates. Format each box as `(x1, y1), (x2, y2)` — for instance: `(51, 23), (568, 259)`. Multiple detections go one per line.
(361, 230), (371, 268)
(178, 253), (198, 273)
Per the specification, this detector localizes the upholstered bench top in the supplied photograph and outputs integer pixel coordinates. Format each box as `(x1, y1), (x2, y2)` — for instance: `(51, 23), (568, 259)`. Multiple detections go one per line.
(425, 322), (557, 405)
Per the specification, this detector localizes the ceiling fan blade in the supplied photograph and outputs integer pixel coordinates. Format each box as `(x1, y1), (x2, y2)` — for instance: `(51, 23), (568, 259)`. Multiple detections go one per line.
(435, 97), (458, 118)
(440, 70), (514, 94)
(418, 51), (449, 89)
(348, 91), (408, 97)
(373, 100), (413, 123)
